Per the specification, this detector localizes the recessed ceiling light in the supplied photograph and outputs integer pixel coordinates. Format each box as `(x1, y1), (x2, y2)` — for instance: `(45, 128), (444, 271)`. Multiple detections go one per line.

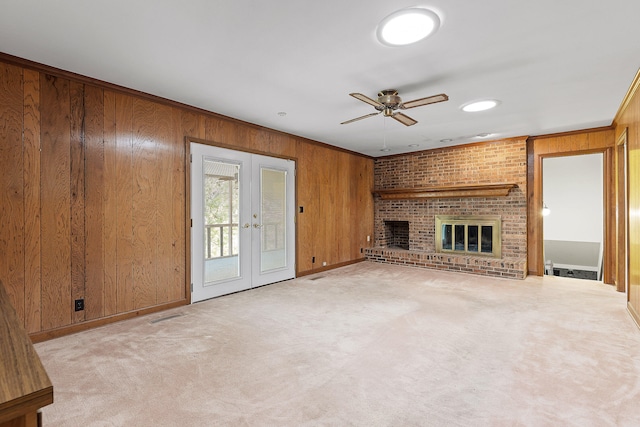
(277, 112), (287, 117)
(380, 148), (391, 152)
(461, 100), (500, 112)
(376, 8), (440, 47)
(408, 144), (420, 147)
(440, 138), (453, 143)
(476, 133), (492, 138)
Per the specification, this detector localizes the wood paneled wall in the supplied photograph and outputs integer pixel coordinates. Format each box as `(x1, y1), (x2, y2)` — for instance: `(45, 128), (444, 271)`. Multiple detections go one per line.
(527, 128), (616, 283)
(614, 69), (640, 324)
(0, 56), (374, 339)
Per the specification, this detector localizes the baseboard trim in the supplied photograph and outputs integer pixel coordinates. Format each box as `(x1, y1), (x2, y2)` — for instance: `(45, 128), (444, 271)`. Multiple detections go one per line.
(627, 301), (640, 330)
(30, 299), (188, 343)
(297, 258), (366, 277)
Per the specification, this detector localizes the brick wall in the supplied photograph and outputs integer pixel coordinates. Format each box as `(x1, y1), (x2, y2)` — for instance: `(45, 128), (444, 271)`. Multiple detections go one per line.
(366, 137), (528, 278)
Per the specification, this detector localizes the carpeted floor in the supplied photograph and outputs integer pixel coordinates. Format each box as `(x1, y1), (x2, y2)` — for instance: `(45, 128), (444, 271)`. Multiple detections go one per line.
(35, 262), (640, 426)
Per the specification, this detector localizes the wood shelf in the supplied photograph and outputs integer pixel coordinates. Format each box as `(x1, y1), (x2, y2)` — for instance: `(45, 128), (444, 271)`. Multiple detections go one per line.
(373, 183), (517, 200)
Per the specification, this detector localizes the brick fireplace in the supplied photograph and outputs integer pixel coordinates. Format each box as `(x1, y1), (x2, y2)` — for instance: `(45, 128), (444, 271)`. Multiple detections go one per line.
(383, 220), (410, 249)
(365, 138), (528, 279)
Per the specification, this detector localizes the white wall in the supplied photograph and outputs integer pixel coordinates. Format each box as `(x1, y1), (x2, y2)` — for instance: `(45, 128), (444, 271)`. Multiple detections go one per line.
(542, 153), (603, 243)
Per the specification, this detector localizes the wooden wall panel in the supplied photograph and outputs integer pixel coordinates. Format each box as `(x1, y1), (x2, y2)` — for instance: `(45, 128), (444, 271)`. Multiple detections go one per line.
(334, 152), (348, 263)
(282, 135), (299, 158)
(294, 143), (318, 272)
(349, 155), (359, 260)
(532, 129), (613, 154)
(103, 90), (118, 316)
(204, 117), (237, 146)
(155, 103), (173, 304)
(354, 155), (374, 259)
(526, 141), (537, 277)
(298, 143), (321, 272)
(69, 81), (85, 324)
(132, 98), (158, 309)
(321, 149), (337, 266)
(115, 93), (135, 314)
(84, 84), (105, 320)
(262, 132), (292, 157)
(239, 126), (259, 152)
(180, 110), (205, 141)
(40, 74), (72, 330)
(0, 63), (25, 320)
(22, 68), (41, 334)
(171, 108), (186, 301)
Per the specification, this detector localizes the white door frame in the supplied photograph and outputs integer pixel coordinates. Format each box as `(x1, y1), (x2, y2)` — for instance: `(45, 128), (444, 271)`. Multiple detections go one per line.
(251, 153), (297, 288)
(189, 142), (296, 303)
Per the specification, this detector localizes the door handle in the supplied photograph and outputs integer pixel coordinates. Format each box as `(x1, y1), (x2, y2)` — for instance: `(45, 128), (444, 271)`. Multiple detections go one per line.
(253, 223), (263, 228)
(242, 223), (250, 228)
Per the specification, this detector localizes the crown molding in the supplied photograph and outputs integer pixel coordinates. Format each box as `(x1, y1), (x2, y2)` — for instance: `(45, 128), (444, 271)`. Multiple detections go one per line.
(614, 67), (640, 124)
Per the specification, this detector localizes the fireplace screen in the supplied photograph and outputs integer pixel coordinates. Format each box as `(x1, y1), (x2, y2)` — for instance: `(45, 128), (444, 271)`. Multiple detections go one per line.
(435, 215), (501, 258)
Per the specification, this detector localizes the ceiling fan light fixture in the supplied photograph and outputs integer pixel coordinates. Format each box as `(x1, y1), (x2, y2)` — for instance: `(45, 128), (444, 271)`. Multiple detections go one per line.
(377, 8), (440, 47)
(461, 99), (500, 112)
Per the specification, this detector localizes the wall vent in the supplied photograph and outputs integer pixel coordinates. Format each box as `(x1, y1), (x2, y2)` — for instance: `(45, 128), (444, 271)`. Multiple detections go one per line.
(150, 313), (184, 324)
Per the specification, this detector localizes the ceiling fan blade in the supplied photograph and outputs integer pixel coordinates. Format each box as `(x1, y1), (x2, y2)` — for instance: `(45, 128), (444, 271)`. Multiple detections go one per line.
(400, 93), (449, 109)
(340, 112), (381, 125)
(349, 93), (383, 108)
(392, 112), (417, 126)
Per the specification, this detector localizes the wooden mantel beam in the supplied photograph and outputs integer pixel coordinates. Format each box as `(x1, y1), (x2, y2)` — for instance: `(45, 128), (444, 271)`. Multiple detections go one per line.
(373, 183), (517, 200)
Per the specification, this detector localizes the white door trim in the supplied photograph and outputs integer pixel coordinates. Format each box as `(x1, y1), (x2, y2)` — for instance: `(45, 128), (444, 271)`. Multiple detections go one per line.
(190, 143), (296, 303)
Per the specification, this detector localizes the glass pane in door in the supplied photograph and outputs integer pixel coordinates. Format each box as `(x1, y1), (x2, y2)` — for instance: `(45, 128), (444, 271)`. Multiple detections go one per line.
(260, 167), (287, 272)
(203, 159), (240, 283)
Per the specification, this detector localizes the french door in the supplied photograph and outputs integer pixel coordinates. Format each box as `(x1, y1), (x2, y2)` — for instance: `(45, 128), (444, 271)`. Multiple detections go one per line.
(190, 143), (295, 303)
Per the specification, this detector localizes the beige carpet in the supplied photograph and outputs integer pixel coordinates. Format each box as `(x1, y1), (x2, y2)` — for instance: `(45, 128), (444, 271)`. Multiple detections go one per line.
(35, 262), (640, 426)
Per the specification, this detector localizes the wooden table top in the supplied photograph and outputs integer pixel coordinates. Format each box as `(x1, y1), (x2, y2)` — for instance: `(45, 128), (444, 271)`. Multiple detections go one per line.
(0, 281), (53, 424)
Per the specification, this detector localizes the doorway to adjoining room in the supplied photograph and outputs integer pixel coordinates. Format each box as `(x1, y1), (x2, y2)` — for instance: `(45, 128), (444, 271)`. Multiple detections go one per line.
(542, 153), (603, 281)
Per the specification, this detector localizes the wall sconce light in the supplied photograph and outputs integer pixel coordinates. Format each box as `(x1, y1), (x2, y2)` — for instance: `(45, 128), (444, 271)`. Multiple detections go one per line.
(542, 203), (551, 216)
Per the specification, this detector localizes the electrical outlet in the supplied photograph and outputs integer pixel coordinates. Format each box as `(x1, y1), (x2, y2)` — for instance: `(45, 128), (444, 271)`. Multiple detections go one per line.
(322, 261), (327, 266)
(74, 299), (84, 312)
(367, 235), (370, 242)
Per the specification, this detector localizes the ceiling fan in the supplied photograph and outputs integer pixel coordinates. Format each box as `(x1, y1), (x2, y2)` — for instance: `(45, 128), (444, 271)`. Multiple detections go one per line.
(341, 89), (448, 126)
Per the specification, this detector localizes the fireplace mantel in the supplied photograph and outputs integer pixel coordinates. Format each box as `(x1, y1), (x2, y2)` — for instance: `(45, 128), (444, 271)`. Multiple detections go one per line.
(373, 183), (517, 200)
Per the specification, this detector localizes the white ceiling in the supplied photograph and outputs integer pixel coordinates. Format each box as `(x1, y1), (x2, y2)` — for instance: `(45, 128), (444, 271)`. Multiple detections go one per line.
(1, 0), (639, 157)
